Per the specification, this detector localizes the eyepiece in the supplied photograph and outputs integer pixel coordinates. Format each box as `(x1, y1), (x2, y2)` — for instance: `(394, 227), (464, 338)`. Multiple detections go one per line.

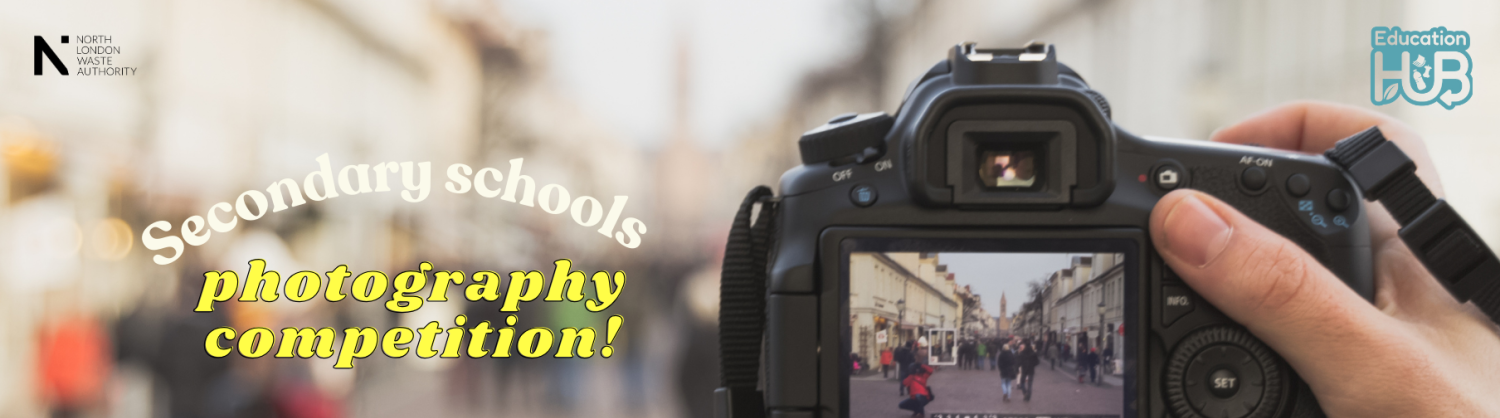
(979, 148), (1040, 188)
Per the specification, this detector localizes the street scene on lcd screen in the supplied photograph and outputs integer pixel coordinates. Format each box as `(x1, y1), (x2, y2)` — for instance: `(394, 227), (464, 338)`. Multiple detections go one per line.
(849, 252), (1126, 417)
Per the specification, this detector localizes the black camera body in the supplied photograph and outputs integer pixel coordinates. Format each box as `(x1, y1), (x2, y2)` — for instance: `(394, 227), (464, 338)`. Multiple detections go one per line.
(731, 43), (1373, 418)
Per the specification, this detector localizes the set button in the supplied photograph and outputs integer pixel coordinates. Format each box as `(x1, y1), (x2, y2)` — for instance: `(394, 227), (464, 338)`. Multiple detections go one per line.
(1208, 368), (1240, 398)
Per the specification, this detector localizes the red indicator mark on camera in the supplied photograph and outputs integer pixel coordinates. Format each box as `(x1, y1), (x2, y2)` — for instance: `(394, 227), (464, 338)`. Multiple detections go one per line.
(1138, 174), (1147, 182)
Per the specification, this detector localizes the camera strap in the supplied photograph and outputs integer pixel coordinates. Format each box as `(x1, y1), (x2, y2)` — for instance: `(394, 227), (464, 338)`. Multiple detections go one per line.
(1326, 127), (1500, 322)
(715, 186), (777, 418)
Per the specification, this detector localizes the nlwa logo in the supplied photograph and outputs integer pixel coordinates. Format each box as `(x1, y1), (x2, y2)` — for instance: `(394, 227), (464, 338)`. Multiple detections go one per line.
(34, 35), (69, 75)
(1371, 26), (1473, 109)
(33, 35), (136, 76)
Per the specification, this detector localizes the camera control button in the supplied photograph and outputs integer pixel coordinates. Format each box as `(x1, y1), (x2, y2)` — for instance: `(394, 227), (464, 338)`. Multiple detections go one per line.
(1185, 345), (1264, 418)
(1285, 174), (1311, 197)
(1166, 327), (1283, 418)
(1240, 166), (1267, 191)
(849, 184), (878, 207)
(1326, 188), (1351, 212)
(1208, 368), (1240, 398)
(1162, 285), (1194, 326)
(1155, 165), (1184, 190)
(827, 112), (857, 124)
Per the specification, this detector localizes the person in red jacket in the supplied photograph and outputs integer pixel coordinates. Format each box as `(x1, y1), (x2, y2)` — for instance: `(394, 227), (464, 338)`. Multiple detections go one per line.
(880, 348), (894, 378)
(898, 363), (934, 417)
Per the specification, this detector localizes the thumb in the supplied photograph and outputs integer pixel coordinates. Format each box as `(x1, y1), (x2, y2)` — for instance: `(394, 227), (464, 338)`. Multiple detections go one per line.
(1150, 190), (1396, 387)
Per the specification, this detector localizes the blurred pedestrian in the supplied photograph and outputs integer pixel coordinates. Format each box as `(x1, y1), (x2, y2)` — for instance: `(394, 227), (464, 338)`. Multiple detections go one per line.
(1103, 344), (1115, 375)
(1018, 343), (1039, 401)
(997, 343), (1017, 402)
(37, 316), (111, 414)
(898, 363), (934, 417)
(1048, 341), (1059, 370)
(881, 347), (894, 378)
(895, 341), (915, 395)
(966, 341), (978, 370)
(1080, 347), (1100, 384)
(976, 340), (989, 371)
(954, 340), (965, 369)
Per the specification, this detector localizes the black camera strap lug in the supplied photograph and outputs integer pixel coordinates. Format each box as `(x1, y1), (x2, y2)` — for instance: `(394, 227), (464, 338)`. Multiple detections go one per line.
(1326, 127), (1500, 322)
(716, 186), (778, 418)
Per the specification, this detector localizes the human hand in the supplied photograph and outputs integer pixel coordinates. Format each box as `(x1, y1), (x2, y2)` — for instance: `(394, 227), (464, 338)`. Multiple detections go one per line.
(1150, 101), (1500, 417)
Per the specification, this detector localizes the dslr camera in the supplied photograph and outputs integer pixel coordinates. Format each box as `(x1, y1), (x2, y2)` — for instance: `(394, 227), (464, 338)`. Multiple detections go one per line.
(716, 42), (1379, 418)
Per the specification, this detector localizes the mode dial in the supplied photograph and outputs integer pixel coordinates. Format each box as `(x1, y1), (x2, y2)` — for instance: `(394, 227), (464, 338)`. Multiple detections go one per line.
(798, 112), (893, 165)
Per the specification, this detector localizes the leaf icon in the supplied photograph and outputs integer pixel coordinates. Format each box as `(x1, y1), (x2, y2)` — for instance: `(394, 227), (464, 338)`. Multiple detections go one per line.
(1383, 82), (1401, 101)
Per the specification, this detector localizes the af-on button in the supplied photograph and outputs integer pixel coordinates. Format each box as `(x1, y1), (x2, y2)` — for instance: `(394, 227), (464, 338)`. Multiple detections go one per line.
(1240, 166), (1267, 191)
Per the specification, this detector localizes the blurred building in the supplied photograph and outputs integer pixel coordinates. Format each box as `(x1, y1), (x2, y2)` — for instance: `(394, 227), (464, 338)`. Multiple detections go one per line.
(847, 251), (960, 364)
(1012, 302), (1044, 338)
(1052, 254), (1126, 353)
(848, 252), (914, 365)
(996, 292), (1010, 333)
(958, 287), (991, 338)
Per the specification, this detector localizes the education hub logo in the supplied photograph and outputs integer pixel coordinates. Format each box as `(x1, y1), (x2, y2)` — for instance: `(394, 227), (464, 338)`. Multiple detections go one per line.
(1371, 26), (1472, 109)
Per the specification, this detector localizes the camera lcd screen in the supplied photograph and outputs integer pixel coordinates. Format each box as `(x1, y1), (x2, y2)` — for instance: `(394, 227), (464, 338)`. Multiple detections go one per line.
(845, 246), (1130, 418)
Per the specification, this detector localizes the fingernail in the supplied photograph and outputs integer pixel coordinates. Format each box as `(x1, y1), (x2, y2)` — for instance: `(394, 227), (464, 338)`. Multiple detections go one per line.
(1163, 194), (1233, 268)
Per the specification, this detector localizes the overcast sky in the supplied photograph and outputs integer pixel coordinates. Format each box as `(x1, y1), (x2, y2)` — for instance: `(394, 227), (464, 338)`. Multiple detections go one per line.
(498, 0), (876, 149)
(936, 252), (1084, 318)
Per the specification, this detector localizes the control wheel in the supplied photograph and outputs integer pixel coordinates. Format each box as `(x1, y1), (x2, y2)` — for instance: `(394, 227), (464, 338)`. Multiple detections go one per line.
(1165, 327), (1284, 418)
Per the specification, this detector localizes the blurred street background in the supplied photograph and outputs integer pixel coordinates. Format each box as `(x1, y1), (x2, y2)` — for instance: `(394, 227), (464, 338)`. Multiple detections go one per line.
(2, 0), (1499, 417)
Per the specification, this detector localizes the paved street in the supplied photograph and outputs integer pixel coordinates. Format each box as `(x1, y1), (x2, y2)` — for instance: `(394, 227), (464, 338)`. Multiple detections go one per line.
(851, 363), (1122, 417)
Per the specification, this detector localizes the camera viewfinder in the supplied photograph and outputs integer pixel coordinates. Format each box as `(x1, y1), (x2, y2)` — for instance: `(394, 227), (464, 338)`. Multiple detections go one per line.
(979, 148), (1041, 189)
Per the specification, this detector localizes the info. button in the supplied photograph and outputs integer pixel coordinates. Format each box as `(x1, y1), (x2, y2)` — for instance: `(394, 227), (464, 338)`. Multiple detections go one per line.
(1162, 285), (1195, 326)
